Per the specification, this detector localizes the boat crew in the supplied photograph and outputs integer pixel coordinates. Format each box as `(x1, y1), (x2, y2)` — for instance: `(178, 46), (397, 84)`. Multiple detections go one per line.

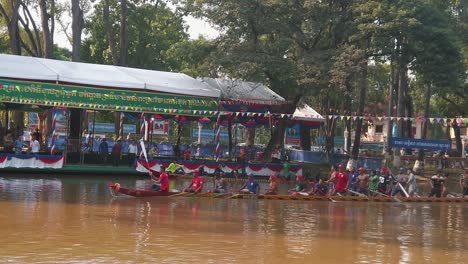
(213, 172), (227, 193)
(348, 168), (359, 193)
(239, 174), (260, 194)
(356, 167), (370, 196)
(407, 168), (418, 197)
(441, 173), (450, 197)
(326, 165), (339, 195)
(429, 169), (445, 198)
(377, 167), (393, 196)
(391, 168), (409, 197)
(265, 174), (279, 195)
(184, 172), (204, 193)
(289, 175), (308, 195)
(460, 169), (468, 198)
(150, 166), (169, 192)
(310, 179), (328, 196)
(334, 166), (349, 196)
(369, 170), (379, 196)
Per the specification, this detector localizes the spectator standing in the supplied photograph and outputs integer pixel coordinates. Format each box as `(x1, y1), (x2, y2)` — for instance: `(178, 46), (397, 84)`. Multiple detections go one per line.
(111, 139), (122, 167)
(99, 138), (109, 165)
(31, 136), (40, 154)
(128, 140), (138, 167)
(14, 135), (23, 154)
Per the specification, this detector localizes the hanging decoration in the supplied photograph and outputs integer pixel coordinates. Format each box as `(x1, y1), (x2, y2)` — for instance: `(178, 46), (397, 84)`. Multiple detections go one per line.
(325, 115), (467, 125)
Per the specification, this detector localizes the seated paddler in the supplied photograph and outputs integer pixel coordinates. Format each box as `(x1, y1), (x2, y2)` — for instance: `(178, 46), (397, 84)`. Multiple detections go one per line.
(239, 174), (260, 194)
(150, 166), (169, 192)
(213, 172), (228, 193)
(183, 172), (204, 193)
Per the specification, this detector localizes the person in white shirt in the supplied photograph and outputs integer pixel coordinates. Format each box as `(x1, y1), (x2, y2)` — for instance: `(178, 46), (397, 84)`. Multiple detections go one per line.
(31, 137), (40, 154)
(128, 139), (138, 167)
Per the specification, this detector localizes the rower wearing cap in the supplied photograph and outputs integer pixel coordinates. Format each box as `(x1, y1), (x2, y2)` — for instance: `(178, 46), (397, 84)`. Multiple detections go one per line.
(239, 174), (260, 194)
(356, 167), (369, 196)
(377, 167), (393, 196)
(288, 175), (308, 195)
(184, 172), (204, 193)
(265, 174), (279, 195)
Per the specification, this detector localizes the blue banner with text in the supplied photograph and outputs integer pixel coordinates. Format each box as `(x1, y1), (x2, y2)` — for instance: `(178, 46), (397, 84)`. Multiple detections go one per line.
(389, 137), (451, 150)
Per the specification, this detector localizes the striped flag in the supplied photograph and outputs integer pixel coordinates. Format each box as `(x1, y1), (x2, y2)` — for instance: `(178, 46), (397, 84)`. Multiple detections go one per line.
(50, 112), (57, 155)
(140, 113), (145, 139)
(214, 113), (222, 161)
(119, 112), (124, 139)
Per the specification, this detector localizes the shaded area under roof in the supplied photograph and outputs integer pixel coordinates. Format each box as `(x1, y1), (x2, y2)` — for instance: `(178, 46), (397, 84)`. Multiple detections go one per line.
(0, 54), (220, 98)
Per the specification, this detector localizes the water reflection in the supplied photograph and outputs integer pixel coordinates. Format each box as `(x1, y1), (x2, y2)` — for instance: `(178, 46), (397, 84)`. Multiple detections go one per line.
(0, 176), (467, 263)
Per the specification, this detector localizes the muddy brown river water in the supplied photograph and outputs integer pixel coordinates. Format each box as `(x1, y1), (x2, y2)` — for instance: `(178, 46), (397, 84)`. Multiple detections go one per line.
(0, 175), (467, 264)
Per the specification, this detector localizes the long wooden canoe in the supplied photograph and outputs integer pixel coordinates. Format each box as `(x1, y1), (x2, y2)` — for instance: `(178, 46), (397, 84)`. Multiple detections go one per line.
(107, 183), (179, 197)
(229, 193), (468, 202)
(108, 183), (468, 202)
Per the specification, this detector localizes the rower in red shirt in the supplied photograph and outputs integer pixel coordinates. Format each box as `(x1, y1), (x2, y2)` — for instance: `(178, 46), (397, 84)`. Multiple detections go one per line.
(184, 172), (204, 193)
(332, 164), (349, 196)
(150, 166), (170, 192)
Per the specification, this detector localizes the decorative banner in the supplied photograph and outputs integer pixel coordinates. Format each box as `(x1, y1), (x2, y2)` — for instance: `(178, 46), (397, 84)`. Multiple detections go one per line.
(135, 159), (303, 177)
(0, 154), (64, 169)
(325, 115), (466, 125)
(0, 79), (218, 115)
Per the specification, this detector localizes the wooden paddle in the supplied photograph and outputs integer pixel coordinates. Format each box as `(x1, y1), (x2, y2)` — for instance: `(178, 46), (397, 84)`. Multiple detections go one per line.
(169, 192), (190, 197)
(347, 189), (368, 197)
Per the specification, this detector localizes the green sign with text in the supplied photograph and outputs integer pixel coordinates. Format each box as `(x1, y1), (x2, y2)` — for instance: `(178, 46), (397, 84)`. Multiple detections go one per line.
(0, 79), (218, 116)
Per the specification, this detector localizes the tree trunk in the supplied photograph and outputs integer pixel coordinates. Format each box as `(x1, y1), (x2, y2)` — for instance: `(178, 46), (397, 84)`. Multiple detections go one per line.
(246, 128), (255, 147)
(262, 118), (288, 162)
(12, 111), (24, 139)
(453, 122), (462, 157)
(300, 123), (311, 151)
(348, 60), (367, 170)
(414, 83), (431, 173)
(119, 0), (128, 66)
(104, 0), (118, 65)
(174, 122), (183, 158)
(5, 1), (21, 55)
(39, 0), (53, 58)
(71, 0), (84, 62)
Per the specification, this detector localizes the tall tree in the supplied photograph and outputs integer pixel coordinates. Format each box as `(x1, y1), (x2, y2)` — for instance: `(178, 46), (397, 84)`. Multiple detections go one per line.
(71, 0), (84, 61)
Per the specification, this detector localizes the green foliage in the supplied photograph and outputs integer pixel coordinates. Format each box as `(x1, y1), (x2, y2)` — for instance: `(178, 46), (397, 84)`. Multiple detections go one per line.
(163, 37), (217, 77)
(82, 1), (188, 70)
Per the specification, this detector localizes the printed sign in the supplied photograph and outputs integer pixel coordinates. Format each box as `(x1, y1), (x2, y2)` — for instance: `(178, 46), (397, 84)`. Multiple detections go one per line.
(389, 137), (451, 150)
(192, 129), (228, 140)
(151, 120), (169, 135)
(89, 122), (136, 133)
(285, 124), (300, 145)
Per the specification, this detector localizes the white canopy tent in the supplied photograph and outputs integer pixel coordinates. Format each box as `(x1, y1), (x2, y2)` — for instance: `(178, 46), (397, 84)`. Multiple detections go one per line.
(292, 104), (325, 122)
(0, 54), (220, 98)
